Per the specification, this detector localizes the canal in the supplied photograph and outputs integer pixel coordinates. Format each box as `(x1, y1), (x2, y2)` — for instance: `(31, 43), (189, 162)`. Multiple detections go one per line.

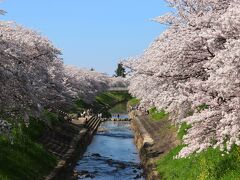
(74, 102), (144, 179)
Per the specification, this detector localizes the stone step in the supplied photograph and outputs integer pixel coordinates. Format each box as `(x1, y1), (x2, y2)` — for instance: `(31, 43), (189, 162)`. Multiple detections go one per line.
(86, 117), (97, 128)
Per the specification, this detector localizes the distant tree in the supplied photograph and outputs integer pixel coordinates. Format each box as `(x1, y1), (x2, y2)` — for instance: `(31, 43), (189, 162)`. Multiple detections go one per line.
(115, 63), (126, 77)
(90, 67), (95, 71)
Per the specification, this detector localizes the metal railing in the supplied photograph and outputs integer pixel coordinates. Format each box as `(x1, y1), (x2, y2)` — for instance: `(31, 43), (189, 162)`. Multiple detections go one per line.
(108, 87), (128, 91)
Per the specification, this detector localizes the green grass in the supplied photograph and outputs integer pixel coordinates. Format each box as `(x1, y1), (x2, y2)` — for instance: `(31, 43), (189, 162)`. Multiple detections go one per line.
(0, 118), (57, 180)
(149, 107), (169, 121)
(69, 99), (92, 114)
(177, 122), (191, 141)
(197, 103), (209, 113)
(127, 97), (140, 107)
(96, 91), (131, 106)
(68, 91), (132, 118)
(157, 122), (240, 180)
(109, 102), (128, 114)
(75, 99), (89, 109)
(91, 91), (132, 117)
(70, 91), (131, 116)
(157, 145), (240, 180)
(42, 110), (61, 126)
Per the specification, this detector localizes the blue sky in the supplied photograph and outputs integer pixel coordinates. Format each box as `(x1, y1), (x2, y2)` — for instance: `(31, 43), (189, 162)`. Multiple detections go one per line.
(1, 0), (171, 75)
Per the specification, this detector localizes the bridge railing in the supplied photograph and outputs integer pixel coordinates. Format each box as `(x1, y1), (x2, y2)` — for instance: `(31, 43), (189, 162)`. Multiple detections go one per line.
(108, 87), (128, 91)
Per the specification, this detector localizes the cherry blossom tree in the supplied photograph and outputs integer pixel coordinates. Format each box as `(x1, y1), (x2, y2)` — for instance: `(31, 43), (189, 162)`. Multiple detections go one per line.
(124, 0), (240, 157)
(108, 76), (129, 88)
(0, 20), (115, 135)
(0, 22), (63, 114)
(63, 65), (110, 103)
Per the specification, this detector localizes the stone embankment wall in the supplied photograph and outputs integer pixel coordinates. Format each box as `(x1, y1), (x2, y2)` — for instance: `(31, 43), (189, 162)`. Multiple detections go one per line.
(130, 112), (160, 180)
(130, 111), (179, 180)
(44, 116), (102, 180)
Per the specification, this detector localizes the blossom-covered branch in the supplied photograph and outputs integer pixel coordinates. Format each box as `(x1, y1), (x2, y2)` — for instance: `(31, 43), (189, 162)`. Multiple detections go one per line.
(124, 0), (240, 157)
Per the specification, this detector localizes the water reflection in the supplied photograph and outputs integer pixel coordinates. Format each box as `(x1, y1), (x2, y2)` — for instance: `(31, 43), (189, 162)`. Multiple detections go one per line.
(111, 114), (129, 120)
(74, 121), (144, 180)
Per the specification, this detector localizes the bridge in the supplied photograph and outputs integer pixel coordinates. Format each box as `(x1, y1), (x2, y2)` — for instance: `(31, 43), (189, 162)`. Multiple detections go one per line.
(108, 86), (128, 91)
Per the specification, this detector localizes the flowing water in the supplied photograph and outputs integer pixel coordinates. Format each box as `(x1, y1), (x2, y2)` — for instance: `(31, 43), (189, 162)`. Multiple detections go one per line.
(74, 103), (145, 180)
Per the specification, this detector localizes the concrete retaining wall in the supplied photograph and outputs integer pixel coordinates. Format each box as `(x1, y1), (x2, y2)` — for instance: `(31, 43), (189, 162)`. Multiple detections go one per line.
(130, 112), (160, 180)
